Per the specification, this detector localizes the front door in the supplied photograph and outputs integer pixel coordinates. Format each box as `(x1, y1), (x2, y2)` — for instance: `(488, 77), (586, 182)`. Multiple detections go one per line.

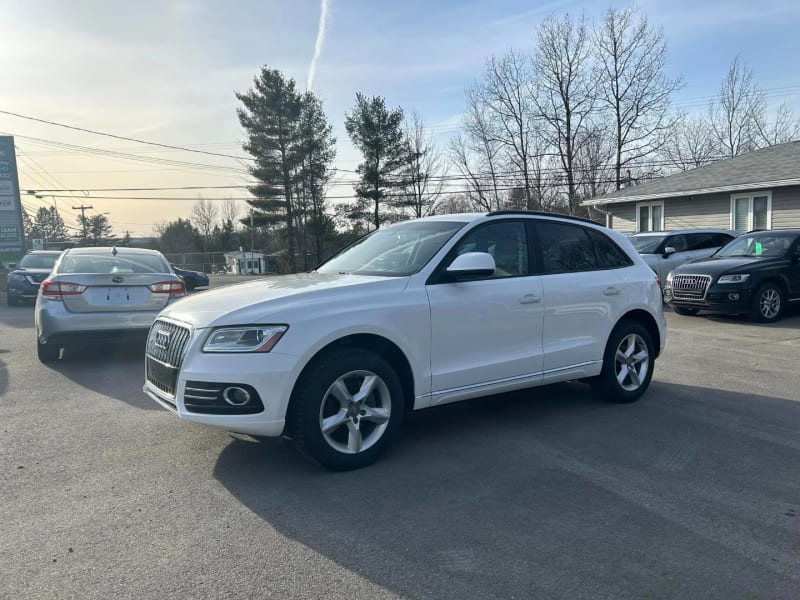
(426, 221), (544, 403)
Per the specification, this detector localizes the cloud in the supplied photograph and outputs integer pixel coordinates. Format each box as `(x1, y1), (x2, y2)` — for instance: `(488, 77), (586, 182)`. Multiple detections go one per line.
(307, 0), (331, 91)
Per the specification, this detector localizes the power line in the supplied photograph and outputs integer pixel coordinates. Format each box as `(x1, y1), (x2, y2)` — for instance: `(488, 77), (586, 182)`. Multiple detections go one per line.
(0, 109), (256, 161)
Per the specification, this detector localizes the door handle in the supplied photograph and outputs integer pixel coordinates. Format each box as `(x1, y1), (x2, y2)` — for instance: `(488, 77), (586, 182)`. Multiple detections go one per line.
(603, 287), (621, 296)
(519, 294), (542, 304)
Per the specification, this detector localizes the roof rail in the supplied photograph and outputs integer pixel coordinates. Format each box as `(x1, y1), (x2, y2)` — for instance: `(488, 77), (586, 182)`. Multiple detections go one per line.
(486, 210), (599, 225)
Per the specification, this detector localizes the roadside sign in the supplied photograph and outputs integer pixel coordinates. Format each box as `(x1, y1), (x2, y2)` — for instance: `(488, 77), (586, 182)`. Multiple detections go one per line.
(32, 238), (44, 250)
(0, 136), (25, 264)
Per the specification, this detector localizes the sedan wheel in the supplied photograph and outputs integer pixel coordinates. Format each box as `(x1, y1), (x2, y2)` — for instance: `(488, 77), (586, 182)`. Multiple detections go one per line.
(291, 348), (404, 470)
(591, 321), (654, 403)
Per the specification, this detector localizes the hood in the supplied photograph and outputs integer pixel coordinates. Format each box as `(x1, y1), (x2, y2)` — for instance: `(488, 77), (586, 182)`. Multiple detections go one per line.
(158, 272), (408, 328)
(672, 256), (771, 277)
(9, 267), (52, 282)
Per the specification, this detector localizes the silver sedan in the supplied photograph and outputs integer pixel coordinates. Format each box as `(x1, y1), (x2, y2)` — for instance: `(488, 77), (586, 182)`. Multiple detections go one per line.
(35, 247), (186, 362)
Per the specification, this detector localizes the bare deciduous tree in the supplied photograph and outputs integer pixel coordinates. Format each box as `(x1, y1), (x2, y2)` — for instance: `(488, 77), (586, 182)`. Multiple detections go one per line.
(221, 199), (242, 227)
(595, 5), (682, 189)
(533, 13), (596, 214)
(709, 56), (765, 157)
(661, 112), (717, 171)
(756, 101), (800, 146)
(399, 110), (446, 218)
(192, 198), (219, 239)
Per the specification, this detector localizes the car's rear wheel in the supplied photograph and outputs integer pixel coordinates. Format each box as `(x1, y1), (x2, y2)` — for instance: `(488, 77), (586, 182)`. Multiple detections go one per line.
(37, 340), (60, 362)
(750, 283), (784, 323)
(591, 321), (654, 404)
(672, 306), (699, 316)
(290, 348), (404, 470)
(6, 294), (19, 306)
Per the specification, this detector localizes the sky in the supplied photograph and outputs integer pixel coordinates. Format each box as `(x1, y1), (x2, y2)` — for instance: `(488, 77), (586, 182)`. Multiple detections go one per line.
(1, 0), (800, 237)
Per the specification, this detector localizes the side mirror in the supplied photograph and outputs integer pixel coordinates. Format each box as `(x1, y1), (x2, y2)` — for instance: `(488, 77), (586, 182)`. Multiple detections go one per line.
(662, 246), (676, 258)
(8, 263), (17, 269)
(446, 252), (496, 280)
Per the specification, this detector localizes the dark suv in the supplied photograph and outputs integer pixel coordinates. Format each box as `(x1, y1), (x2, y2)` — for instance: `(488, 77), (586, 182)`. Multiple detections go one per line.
(663, 229), (800, 322)
(6, 251), (62, 306)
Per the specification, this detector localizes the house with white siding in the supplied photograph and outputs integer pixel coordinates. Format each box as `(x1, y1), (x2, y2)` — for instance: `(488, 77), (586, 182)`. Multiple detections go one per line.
(582, 141), (800, 234)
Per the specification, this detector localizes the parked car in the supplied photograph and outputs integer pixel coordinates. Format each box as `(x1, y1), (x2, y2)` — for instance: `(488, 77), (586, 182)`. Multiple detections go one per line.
(143, 211), (666, 470)
(171, 265), (210, 292)
(35, 247), (186, 362)
(5, 251), (63, 306)
(664, 229), (800, 322)
(628, 229), (738, 286)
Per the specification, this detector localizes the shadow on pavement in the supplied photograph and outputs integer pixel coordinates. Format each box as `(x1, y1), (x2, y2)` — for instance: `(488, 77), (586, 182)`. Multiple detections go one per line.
(46, 342), (155, 410)
(213, 382), (800, 599)
(0, 302), (35, 329)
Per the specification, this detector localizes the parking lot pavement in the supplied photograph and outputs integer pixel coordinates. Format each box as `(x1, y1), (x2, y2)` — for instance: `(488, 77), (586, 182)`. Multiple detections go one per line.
(1, 305), (799, 599)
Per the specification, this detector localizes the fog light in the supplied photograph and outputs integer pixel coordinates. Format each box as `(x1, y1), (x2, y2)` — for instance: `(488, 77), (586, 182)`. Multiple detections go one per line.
(222, 386), (251, 406)
(728, 293), (740, 301)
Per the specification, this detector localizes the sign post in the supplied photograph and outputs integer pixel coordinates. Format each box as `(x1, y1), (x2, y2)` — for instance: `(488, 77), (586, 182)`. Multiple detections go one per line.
(0, 136), (26, 267)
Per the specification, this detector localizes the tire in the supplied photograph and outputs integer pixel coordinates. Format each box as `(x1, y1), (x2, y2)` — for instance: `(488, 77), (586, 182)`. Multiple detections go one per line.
(183, 277), (196, 292)
(290, 348), (405, 470)
(749, 283), (784, 323)
(672, 306), (699, 316)
(37, 340), (60, 362)
(6, 294), (19, 307)
(591, 320), (655, 404)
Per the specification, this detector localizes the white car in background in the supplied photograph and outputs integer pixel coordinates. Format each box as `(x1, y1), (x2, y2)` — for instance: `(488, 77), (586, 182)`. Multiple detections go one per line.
(628, 229), (738, 286)
(144, 211), (666, 470)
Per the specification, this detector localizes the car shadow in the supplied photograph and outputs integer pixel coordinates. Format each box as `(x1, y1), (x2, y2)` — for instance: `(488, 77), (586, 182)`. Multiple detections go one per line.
(700, 305), (800, 329)
(46, 342), (155, 410)
(0, 302), (36, 329)
(211, 381), (800, 599)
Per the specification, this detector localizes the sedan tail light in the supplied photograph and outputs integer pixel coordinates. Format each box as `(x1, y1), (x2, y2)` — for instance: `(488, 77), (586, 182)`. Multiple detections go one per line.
(40, 280), (87, 300)
(148, 280), (186, 297)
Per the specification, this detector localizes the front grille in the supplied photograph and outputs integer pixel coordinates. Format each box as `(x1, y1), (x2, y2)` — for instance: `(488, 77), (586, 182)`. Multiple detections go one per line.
(146, 319), (192, 368)
(671, 274), (712, 301)
(145, 319), (192, 397)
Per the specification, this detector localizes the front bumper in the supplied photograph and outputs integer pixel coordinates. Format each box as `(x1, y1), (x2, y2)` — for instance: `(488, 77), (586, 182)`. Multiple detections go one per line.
(664, 283), (754, 314)
(7, 282), (39, 300)
(143, 344), (300, 437)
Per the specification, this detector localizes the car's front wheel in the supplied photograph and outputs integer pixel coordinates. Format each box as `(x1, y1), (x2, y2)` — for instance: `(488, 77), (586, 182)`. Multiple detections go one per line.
(591, 321), (654, 404)
(290, 348), (404, 470)
(750, 283), (784, 323)
(37, 340), (60, 362)
(672, 306), (699, 316)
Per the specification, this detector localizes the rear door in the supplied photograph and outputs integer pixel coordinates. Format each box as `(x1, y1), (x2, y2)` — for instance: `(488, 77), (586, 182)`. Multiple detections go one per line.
(533, 221), (632, 378)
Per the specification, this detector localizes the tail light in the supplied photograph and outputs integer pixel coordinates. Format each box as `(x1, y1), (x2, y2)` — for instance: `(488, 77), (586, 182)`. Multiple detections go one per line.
(41, 280), (87, 300)
(148, 280), (186, 297)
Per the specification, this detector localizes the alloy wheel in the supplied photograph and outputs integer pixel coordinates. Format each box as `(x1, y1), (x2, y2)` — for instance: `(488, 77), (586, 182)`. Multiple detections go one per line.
(759, 289), (781, 320)
(614, 333), (650, 392)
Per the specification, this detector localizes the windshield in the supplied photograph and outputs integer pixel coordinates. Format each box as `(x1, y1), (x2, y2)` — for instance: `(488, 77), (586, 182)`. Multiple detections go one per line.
(19, 254), (60, 269)
(57, 254), (170, 274)
(629, 235), (668, 254)
(716, 232), (797, 258)
(317, 221), (466, 276)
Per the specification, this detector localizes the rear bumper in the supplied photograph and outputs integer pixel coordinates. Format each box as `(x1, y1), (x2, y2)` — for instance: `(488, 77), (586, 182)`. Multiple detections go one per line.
(36, 299), (161, 344)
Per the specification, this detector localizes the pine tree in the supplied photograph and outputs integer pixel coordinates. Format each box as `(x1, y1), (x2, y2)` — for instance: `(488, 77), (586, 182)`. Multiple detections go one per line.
(345, 94), (407, 229)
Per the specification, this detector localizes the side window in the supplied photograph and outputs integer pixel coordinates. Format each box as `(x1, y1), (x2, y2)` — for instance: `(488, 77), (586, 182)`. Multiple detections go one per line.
(587, 229), (633, 269)
(713, 233), (736, 248)
(687, 233), (715, 251)
(453, 221), (528, 278)
(666, 234), (688, 253)
(536, 222), (597, 274)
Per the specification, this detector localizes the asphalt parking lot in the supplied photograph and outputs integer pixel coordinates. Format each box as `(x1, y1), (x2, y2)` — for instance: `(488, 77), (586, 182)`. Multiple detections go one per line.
(1, 297), (799, 599)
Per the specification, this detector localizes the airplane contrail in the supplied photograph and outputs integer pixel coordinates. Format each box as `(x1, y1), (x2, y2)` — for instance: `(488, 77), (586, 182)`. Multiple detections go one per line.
(306, 0), (330, 91)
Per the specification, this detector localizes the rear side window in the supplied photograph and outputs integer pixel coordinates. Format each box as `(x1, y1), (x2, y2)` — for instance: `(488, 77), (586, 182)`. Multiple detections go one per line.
(587, 229), (634, 269)
(536, 222), (597, 273)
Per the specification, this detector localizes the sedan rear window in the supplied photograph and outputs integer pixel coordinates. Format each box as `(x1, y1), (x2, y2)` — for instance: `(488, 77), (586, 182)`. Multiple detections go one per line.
(19, 254), (60, 269)
(58, 254), (169, 274)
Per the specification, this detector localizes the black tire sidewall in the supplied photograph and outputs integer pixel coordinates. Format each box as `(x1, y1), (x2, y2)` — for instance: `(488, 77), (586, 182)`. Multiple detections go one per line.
(750, 283), (784, 323)
(593, 321), (655, 404)
(673, 306), (698, 316)
(291, 348), (405, 470)
(183, 277), (196, 292)
(37, 340), (59, 362)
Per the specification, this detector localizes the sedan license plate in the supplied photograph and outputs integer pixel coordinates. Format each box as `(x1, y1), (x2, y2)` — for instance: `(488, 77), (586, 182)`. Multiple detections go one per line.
(107, 288), (130, 304)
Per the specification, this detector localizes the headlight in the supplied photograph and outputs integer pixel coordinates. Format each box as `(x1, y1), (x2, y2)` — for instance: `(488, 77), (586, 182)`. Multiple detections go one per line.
(717, 274), (750, 284)
(665, 271), (674, 283)
(8, 273), (25, 282)
(202, 325), (288, 353)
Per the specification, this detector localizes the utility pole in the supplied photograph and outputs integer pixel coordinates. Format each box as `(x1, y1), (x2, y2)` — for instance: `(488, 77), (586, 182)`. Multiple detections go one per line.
(250, 207), (255, 274)
(73, 204), (93, 244)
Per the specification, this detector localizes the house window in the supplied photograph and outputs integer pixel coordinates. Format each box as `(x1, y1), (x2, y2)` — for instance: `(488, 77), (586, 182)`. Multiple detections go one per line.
(636, 201), (664, 232)
(730, 192), (771, 234)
